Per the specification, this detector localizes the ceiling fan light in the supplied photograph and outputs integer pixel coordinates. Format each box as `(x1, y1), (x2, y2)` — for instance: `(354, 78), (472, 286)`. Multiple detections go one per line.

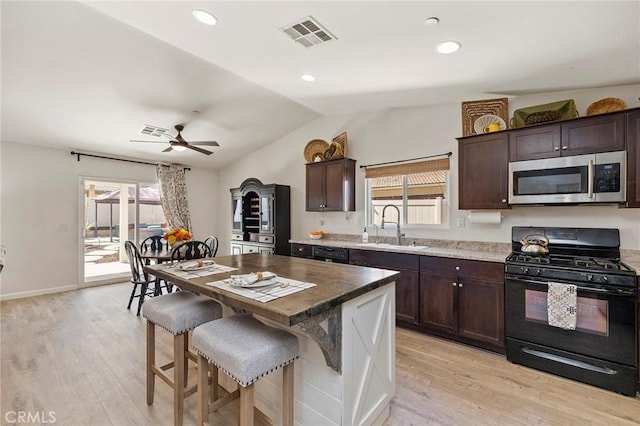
(435, 40), (461, 54)
(192, 9), (218, 26)
(172, 144), (187, 152)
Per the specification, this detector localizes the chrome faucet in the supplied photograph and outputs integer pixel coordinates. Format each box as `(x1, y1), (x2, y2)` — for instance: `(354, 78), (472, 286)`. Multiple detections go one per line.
(381, 204), (405, 245)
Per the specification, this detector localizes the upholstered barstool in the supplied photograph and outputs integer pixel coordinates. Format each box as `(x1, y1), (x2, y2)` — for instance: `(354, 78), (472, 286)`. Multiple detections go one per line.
(192, 314), (299, 426)
(142, 291), (222, 426)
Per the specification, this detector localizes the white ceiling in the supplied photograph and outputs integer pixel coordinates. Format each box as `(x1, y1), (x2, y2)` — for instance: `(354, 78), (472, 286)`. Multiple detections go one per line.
(3, 1), (639, 170)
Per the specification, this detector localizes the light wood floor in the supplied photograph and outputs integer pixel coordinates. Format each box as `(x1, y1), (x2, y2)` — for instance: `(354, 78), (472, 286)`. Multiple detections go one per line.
(1, 283), (638, 426)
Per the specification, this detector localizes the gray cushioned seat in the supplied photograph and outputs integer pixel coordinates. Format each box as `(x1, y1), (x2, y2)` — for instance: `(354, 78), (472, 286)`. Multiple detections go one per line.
(142, 291), (222, 335)
(192, 314), (299, 387)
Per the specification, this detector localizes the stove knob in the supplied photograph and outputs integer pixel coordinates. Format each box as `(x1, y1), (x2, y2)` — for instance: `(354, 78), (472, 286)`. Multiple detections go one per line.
(601, 276), (608, 283)
(587, 274), (593, 281)
(535, 269), (542, 276)
(522, 268), (529, 274)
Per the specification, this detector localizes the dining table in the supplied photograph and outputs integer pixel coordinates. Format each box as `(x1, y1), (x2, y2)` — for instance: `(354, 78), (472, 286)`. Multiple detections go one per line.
(144, 253), (399, 426)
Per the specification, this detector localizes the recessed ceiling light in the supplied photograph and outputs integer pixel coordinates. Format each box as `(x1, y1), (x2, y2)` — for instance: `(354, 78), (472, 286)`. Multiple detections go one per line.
(435, 40), (461, 54)
(192, 9), (217, 26)
(301, 74), (316, 82)
(424, 17), (439, 26)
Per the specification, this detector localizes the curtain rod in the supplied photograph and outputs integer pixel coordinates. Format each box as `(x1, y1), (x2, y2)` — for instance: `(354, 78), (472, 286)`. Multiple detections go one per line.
(70, 151), (190, 170)
(359, 151), (452, 169)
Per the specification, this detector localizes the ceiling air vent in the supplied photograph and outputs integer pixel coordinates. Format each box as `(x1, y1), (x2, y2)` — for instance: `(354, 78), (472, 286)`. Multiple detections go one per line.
(280, 16), (336, 48)
(139, 124), (171, 138)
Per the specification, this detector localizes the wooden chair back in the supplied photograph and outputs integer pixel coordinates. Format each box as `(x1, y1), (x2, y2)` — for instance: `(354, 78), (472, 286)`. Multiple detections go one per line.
(140, 236), (168, 253)
(203, 236), (219, 257)
(170, 241), (212, 262)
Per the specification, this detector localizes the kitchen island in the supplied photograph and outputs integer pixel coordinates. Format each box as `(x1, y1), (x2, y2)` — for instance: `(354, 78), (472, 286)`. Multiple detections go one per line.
(145, 253), (399, 426)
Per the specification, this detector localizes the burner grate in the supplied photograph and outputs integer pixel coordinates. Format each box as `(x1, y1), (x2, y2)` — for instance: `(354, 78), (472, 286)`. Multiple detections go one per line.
(573, 257), (620, 270)
(514, 255), (550, 264)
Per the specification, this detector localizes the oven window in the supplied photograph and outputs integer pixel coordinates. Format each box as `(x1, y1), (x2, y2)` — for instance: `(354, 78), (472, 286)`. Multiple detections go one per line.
(514, 167), (586, 195)
(524, 289), (608, 335)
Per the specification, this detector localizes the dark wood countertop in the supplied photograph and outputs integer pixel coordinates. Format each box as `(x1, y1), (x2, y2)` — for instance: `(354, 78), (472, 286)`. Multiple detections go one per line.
(145, 253), (399, 327)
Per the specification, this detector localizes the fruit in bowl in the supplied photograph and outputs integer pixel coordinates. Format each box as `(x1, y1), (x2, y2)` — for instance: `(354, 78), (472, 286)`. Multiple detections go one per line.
(309, 230), (324, 240)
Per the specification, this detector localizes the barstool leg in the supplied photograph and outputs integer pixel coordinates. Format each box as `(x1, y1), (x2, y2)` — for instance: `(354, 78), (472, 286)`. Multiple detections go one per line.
(239, 384), (254, 426)
(209, 364), (218, 402)
(174, 333), (185, 426)
(184, 332), (190, 386)
(197, 355), (209, 426)
(146, 321), (155, 405)
(282, 363), (294, 426)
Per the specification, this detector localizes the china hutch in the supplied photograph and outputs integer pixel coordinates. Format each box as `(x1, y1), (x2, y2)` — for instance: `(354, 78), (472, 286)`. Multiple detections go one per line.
(230, 178), (291, 255)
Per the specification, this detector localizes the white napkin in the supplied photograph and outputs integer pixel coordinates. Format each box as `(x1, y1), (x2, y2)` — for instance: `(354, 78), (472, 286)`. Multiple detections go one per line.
(178, 259), (215, 270)
(228, 271), (276, 287)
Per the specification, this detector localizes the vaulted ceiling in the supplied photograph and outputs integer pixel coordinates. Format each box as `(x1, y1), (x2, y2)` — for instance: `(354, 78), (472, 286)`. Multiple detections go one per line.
(3, 1), (638, 170)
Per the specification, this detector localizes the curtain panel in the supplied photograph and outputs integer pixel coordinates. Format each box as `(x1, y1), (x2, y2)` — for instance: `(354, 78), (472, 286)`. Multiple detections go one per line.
(156, 164), (192, 232)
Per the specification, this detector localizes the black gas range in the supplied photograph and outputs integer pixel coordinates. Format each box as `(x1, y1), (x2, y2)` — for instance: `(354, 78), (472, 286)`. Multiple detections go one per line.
(504, 227), (638, 396)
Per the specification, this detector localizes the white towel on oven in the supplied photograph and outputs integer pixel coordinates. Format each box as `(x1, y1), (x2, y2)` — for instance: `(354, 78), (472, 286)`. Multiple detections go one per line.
(547, 282), (577, 330)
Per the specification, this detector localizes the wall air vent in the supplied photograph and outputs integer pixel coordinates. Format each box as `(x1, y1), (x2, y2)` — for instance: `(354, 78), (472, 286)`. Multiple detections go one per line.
(280, 16), (337, 48)
(139, 124), (171, 138)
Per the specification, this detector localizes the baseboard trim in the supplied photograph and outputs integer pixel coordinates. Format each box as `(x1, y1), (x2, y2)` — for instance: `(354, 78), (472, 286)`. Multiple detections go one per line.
(0, 285), (78, 302)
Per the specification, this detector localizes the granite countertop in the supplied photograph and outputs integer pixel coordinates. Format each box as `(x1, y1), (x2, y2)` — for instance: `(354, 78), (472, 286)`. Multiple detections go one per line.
(291, 235), (640, 276)
(290, 235), (512, 263)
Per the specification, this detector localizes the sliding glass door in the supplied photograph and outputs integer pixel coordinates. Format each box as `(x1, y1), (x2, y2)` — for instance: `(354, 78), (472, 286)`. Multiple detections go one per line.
(80, 178), (166, 287)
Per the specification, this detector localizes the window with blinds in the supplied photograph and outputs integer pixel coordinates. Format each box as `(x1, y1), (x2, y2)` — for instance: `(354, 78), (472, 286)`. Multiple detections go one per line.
(364, 158), (449, 226)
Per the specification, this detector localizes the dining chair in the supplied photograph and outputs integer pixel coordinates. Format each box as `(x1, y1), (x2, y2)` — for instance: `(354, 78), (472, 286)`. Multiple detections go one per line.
(124, 240), (158, 316)
(140, 235), (168, 255)
(170, 241), (212, 262)
(203, 236), (219, 257)
(140, 236), (173, 295)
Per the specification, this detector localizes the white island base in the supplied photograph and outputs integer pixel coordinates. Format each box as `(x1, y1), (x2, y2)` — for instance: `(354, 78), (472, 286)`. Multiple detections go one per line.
(218, 282), (396, 425)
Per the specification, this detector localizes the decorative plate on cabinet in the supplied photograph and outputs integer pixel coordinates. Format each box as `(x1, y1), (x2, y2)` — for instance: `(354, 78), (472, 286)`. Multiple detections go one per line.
(473, 114), (507, 134)
(304, 139), (330, 163)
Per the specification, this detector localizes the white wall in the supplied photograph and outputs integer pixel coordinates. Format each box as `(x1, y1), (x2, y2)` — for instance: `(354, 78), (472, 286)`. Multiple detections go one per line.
(217, 84), (640, 254)
(0, 142), (218, 299)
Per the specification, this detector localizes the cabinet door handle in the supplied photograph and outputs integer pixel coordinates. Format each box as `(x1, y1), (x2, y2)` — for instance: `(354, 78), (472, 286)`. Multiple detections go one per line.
(455, 266), (460, 271)
(298, 248), (303, 252)
(562, 146), (568, 150)
(554, 146), (560, 151)
(501, 198), (507, 203)
(452, 282), (457, 287)
(459, 283), (463, 288)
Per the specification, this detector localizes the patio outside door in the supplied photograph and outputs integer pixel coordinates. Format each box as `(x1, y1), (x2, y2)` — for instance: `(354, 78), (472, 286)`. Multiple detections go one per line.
(81, 179), (166, 287)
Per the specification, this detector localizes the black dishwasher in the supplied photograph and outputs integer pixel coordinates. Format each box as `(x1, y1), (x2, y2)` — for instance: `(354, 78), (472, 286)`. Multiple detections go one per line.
(312, 246), (349, 264)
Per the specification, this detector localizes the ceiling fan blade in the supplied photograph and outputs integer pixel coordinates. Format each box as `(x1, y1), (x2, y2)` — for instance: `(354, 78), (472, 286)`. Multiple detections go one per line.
(130, 139), (170, 143)
(162, 146), (173, 152)
(189, 141), (220, 146)
(186, 144), (213, 155)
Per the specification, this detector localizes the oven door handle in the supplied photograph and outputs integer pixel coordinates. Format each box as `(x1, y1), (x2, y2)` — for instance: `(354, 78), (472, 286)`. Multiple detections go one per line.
(506, 275), (635, 296)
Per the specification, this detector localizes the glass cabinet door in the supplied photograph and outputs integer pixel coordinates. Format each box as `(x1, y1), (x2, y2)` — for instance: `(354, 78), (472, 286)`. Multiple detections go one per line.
(232, 197), (242, 231)
(260, 194), (273, 232)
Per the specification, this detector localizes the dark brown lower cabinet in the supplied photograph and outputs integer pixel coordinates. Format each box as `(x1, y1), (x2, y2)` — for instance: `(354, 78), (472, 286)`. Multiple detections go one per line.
(297, 244), (505, 353)
(419, 256), (505, 353)
(349, 249), (420, 325)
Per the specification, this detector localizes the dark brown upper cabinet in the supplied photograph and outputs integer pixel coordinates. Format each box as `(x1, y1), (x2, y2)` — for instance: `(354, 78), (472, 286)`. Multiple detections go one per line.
(509, 112), (625, 161)
(306, 158), (356, 212)
(457, 132), (509, 210)
(626, 110), (640, 207)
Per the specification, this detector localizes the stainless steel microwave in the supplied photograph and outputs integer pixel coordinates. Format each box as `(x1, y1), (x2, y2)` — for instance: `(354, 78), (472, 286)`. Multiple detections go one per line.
(508, 150), (626, 204)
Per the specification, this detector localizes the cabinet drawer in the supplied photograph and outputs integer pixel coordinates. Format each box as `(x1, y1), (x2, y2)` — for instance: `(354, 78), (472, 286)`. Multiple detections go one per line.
(349, 249), (419, 271)
(231, 233), (243, 241)
(259, 235), (274, 244)
(291, 243), (313, 259)
(242, 244), (259, 254)
(420, 256), (503, 281)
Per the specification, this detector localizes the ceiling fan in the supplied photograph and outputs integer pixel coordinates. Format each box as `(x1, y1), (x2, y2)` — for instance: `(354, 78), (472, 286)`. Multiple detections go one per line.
(130, 124), (219, 155)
